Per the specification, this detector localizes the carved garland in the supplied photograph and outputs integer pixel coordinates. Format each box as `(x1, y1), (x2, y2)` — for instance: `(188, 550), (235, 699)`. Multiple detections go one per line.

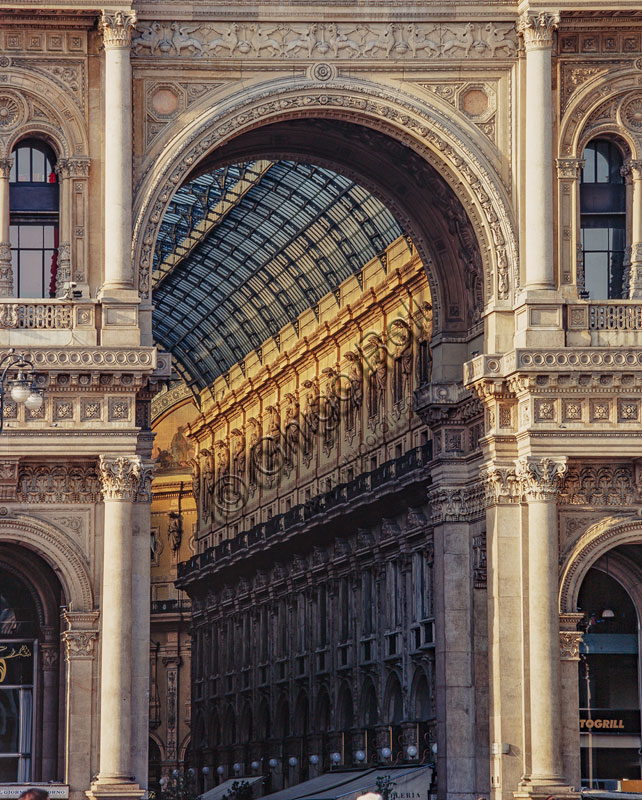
(133, 80), (518, 309)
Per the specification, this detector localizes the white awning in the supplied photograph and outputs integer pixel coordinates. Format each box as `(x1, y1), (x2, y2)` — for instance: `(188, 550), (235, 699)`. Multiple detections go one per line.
(200, 776), (264, 800)
(259, 765), (434, 800)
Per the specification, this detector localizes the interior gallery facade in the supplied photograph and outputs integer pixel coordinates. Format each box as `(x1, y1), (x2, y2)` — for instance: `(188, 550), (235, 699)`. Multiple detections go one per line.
(0, 3), (642, 800)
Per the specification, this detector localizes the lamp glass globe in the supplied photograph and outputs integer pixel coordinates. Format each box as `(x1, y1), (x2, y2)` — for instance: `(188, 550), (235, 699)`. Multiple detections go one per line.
(381, 747), (392, 759)
(331, 752), (341, 763)
(10, 380), (30, 404)
(355, 750), (366, 762)
(216, 766), (225, 775)
(24, 391), (43, 410)
(407, 745), (418, 758)
(309, 755), (320, 765)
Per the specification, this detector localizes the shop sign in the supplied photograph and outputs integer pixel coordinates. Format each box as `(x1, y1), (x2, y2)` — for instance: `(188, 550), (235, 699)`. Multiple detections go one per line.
(579, 709), (641, 733)
(0, 787), (68, 798)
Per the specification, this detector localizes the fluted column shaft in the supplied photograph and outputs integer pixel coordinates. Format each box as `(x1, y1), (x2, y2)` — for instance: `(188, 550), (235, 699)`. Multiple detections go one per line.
(517, 457), (567, 784)
(130, 464), (154, 789)
(99, 10), (136, 293)
(97, 455), (141, 782)
(627, 161), (642, 297)
(0, 158), (13, 296)
(519, 12), (559, 289)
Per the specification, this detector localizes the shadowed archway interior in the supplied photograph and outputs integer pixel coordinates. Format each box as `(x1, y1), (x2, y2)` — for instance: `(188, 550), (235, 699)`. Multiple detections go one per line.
(151, 118), (483, 390)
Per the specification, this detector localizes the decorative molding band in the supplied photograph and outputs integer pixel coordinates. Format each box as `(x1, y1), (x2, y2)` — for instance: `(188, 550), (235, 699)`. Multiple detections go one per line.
(98, 455), (142, 501)
(17, 463), (101, 504)
(132, 21), (518, 61)
(516, 457), (567, 501)
(560, 630), (583, 661)
(559, 464), (635, 507)
(151, 383), (194, 422)
(100, 10), (137, 49)
(0, 347), (156, 371)
(517, 12), (560, 50)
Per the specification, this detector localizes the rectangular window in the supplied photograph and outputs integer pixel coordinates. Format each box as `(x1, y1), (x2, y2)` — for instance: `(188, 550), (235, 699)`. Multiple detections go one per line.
(10, 224), (57, 298)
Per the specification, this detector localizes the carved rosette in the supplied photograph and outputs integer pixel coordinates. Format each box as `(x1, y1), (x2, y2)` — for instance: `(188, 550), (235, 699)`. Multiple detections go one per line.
(559, 631), (583, 661)
(479, 465), (519, 506)
(516, 457), (567, 501)
(98, 455), (142, 501)
(63, 630), (98, 661)
(517, 12), (559, 50)
(99, 10), (137, 49)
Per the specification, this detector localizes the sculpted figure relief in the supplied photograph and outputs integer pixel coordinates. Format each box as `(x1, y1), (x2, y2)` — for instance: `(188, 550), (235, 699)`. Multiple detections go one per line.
(132, 21), (517, 60)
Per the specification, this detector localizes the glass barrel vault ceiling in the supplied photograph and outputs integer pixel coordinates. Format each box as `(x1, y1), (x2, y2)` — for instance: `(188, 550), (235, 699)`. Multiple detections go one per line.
(152, 160), (405, 390)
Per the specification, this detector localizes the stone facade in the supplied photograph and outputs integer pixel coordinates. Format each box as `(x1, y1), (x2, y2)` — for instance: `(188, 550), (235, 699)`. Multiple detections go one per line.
(1, 3), (642, 800)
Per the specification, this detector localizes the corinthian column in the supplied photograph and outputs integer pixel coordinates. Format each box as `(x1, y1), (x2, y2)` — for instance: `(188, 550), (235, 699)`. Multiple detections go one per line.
(91, 455), (144, 800)
(625, 160), (642, 298)
(98, 10), (137, 296)
(516, 456), (567, 786)
(130, 462), (154, 790)
(518, 12), (560, 289)
(0, 158), (13, 296)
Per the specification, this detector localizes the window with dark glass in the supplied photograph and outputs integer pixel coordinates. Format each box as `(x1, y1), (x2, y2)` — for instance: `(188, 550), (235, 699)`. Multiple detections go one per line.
(580, 139), (626, 299)
(9, 139), (59, 298)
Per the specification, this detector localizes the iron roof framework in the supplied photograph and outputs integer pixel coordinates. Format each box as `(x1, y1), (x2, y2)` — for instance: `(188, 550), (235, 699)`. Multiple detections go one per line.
(152, 160), (405, 390)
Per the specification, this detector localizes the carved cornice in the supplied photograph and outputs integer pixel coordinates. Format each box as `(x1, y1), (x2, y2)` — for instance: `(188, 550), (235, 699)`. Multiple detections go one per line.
(98, 455), (141, 501)
(479, 464), (519, 506)
(99, 10), (137, 49)
(516, 457), (567, 501)
(517, 12), (560, 50)
(560, 630), (583, 661)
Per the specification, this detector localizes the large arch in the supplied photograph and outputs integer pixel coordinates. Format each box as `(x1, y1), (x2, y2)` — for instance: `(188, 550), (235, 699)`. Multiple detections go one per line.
(133, 77), (518, 327)
(0, 513), (93, 611)
(559, 515), (642, 614)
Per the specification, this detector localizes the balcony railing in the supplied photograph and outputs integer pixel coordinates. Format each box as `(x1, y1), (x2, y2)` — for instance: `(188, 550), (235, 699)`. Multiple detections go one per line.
(178, 441), (432, 580)
(0, 300), (74, 329)
(589, 303), (642, 330)
(150, 599), (192, 614)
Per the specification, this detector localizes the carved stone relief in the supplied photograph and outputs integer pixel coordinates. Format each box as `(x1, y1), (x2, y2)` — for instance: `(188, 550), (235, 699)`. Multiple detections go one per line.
(132, 22), (517, 61)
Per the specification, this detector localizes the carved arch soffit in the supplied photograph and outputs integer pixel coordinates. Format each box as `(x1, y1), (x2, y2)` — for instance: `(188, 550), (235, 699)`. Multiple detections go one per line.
(560, 67), (642, 159)
(132, 77), (518, 309)
(0, 69), (88, 159)
(0, 512), (93, 612)
(559, 514), (642, 614)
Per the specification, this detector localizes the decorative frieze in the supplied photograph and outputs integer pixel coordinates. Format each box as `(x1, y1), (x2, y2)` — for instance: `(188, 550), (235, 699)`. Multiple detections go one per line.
(558, 464), (635, 506)
(17, 463), (100, 504)
(472, 533), (487, 589)
(132, 21), (517, 61)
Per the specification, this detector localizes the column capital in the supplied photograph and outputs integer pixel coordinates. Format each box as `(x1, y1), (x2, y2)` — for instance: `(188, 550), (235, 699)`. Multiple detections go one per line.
(62, 629), (98, 661)
(98, 454), (141, 501)
(99, 9), (137, 49)
(559, 630), (583, 661)
(0, 158), (12, 178)
(479, 464), (519, 506)
(56, 157), (91, 179)
(516, 456), (567, 501)
(556, 157), (584, 180)
(134, 460), (155, 503)
(518, 11), (560, 49)
(621, 159), (642, 181)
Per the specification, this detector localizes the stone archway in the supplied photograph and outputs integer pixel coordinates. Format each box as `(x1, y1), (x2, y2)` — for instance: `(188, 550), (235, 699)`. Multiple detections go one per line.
(559, 515), (642, 614)
(0, 513), (94, 611)
(133, 78), (518, 326)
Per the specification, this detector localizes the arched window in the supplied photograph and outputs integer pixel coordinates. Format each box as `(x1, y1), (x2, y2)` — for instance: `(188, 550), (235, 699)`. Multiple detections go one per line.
(9, 139), (59, 298)
(580, 139), (626, 299)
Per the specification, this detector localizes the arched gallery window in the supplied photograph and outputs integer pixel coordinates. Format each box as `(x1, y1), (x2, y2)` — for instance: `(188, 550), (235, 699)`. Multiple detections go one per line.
(10, 138), (59, 298)
(580, 139), (626, 300)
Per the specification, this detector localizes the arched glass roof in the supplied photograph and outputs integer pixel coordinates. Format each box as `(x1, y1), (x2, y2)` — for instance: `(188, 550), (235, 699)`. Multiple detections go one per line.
(152, 160), (404, 389)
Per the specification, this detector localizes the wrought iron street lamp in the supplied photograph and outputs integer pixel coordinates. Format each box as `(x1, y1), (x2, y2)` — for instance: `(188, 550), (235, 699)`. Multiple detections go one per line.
(0, 349), (43, 434)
